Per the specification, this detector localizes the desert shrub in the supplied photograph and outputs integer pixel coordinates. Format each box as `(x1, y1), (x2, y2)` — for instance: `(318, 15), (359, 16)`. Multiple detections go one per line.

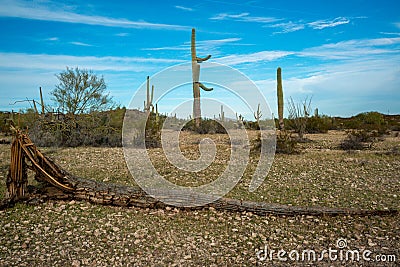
(306, 115), (333, 134)
(341, 112), (388, 134)
(27, 110), (125, 147)
(276, 130), (298, 154)
(286, 97), (312, 140)
(144, 112), (164, 148)
(339, 129), (378, 150)
(245, 121), (260, 130)
(182, 118), (227, 134)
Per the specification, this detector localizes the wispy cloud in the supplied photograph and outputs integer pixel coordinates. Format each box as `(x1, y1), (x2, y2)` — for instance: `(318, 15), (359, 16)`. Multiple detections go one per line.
(0, 0), (190, 31)
(46, 37), (59, 41)
(69, 41), (93, 47)
(300, 37), (400, 59)
(210, 12), (281, 23)
(115, 32), (130, 37)
(143, 37), (243, 52)
(175, 5), (194, 12)
(308, 17), (350, 30)
(395, 22), (400, 29)
(215, 50), (293, 65)
(0, 52), (185, 72)
(267, 21), (305, 34)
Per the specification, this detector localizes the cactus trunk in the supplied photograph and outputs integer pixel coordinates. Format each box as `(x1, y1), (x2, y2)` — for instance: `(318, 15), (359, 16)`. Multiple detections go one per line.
(191, 28), (212, 128)
(277, 67), (284, 130)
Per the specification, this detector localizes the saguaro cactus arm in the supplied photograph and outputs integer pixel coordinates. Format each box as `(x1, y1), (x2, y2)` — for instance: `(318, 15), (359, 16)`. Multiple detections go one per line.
(199, 82), (213, 91)
(196, 55), (211, 62)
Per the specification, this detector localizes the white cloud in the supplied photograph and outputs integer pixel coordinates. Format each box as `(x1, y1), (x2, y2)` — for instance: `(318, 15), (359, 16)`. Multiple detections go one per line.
(143, 37), (243, 52)
(115, 32), (130, 37)
(215, 50), (293, 65)
(308, 17), (350, 30)
(0, 52), (185, 72)
(299, 37), (400, 59)
(175, 5), (194, 12)
(46, 37), (59, 41)
(254, 56), (400, 117)
(268, 21), (305, 34)
(0, 0), (190, 30)
(69, 41), (93, 47)
(210, 12), (281, 23)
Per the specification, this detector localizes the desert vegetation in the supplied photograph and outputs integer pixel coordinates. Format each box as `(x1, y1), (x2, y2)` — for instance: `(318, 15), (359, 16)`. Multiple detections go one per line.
(0, 38), (399, 266)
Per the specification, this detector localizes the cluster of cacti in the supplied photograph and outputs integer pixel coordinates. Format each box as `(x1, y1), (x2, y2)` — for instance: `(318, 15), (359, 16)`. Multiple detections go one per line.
(277, 67), (284, 130)
(191, 28), (213, 128)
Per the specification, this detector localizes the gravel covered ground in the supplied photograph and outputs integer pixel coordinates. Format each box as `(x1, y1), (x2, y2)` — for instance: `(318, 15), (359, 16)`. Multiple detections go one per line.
(0, 130), (399, 266)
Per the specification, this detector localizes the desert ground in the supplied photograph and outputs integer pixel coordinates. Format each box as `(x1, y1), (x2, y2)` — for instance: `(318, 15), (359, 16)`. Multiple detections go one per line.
(0, 130), (399, 266)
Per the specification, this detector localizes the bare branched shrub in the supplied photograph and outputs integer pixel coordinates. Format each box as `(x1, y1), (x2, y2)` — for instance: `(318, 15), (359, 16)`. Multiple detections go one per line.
(287, 97), (312, 140)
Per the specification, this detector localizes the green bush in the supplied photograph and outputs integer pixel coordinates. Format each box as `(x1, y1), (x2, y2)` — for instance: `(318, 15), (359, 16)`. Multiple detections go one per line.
(306, 115), (333, 134)
(27, 109), (125, 147)
(182, 118), (227, 134)
(276, 130), (298, 154)
(339, 129), (378, 150)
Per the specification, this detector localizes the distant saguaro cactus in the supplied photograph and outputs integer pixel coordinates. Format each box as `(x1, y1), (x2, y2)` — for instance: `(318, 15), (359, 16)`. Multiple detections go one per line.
(219, 105), (225, 122)
(191, 28), (213, 128)
(277, 67), (284, 130)
(254, 103), (262, 124)
(144, 76), (154, 116)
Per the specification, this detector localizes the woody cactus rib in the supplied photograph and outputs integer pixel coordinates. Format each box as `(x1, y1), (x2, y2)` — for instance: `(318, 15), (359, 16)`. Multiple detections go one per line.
(191, 28), (213, 128)
(1, 131), (398, 217)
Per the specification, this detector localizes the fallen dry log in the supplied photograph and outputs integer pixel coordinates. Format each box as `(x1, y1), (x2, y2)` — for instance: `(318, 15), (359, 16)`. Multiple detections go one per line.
(2, 131), (398, 216)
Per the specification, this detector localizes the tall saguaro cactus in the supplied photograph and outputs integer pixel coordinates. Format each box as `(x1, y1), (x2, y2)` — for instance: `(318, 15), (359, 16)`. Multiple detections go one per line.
(277, 67), (284, 130)
(191, 28), (213, 128)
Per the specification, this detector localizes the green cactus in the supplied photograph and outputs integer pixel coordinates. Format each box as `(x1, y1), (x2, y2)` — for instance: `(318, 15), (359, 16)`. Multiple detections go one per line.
(314, 108), (319, 117)
(39, 87), (45, 114)
(277, 67), (284, 130)
(144, 76), (154, 115)
(254, 103), (262, 124)
(191, 28), (213, 128)
(219, 105), (225, 122)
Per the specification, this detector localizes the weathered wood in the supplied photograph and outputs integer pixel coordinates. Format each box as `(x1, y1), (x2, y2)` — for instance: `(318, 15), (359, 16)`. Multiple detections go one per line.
(2, 131), (398, 216)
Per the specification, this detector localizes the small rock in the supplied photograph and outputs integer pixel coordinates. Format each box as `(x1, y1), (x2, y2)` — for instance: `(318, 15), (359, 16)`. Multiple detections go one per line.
(368, 239), (377, 247)
(71, 259), (80, 267)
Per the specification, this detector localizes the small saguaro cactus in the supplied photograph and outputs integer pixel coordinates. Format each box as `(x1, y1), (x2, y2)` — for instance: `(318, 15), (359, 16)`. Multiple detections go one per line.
(277, 67), (284, 130)
(191, 28), (213, 128)
(39, 87), (45, 114)
(254, 103), (262, 124)
(144, 76), (154, 115)
(219, 105), (225, 122)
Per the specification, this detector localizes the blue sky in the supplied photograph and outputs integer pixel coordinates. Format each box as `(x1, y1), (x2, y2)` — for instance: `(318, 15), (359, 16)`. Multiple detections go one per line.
(0, 0), (399, 118)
